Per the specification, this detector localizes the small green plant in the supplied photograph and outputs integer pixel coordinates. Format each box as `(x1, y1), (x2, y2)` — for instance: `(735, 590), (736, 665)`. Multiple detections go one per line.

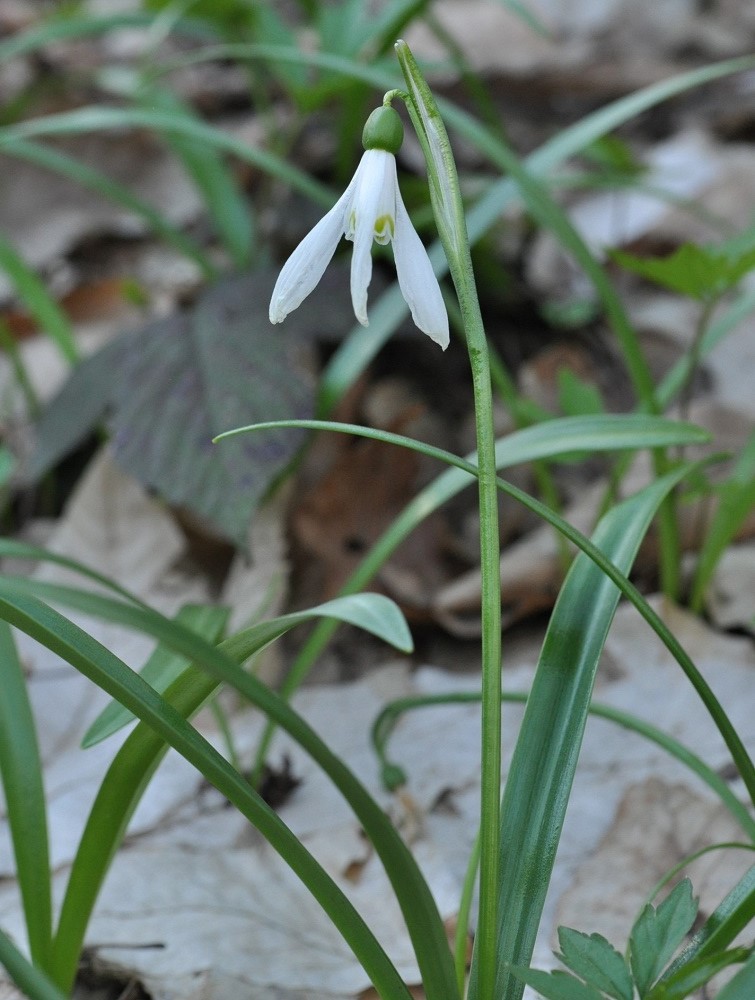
(1, 8), (754, 1000)
(511, 876), (755, 1000)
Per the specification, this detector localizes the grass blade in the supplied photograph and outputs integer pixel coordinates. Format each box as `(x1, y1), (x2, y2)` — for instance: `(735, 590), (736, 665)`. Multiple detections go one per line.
(0, 623), (52, 972)
(0, 106), (332, 209)
(0, 137), (214, 277)
(0, 235), (77, 363)
(219, 414), (709, 770)
(0, 13), (212, 64)
(0, 586), (415, 1000)
(83, 602), (230, 746)
(0, 578), (456, 1000)
(371, 692), (755, 842)
(467, 465), (697, 1000)
(0, 926), (67, 1000)
(139, 88), (254, 267)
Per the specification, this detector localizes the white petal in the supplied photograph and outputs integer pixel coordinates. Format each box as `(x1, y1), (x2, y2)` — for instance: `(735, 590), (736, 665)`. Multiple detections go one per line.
(349, 150), (396, 326)
(268, 182), (354, 324)
(392, 193), (449, 349)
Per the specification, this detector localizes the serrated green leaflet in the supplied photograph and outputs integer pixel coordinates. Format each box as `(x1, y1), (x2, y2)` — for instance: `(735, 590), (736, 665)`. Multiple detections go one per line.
(612, 244), (755, 301)
(508, 968), (605, 1000)
(557, 928), (633, 1000)
(660, 866), (755, 981)
(630, 880), (698, 996)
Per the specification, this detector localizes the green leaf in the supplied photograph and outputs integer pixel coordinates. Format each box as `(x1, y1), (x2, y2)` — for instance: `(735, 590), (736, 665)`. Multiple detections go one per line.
(1, 105), (331, 209)
(1, 572), (414, 745)
(612, 244), (755, 301)
(0, 925), (68, 1000)
(715, 950), (755, 1000)
(0, 12), (213, 64)
(509, 967), (605, 1000)
(0, 585), (415, 1000)
(660, 866), (755, 981)
(83, 603), (230, 747)
(557, 369), (605, 418)
(0, 235), (77, 364)
(648, 947), (751, 1000)
(630, 880), (698, 996)
(137, 86), (254, 268)
(690, 430), (755, 612)
(556, 928), (633, 1000)
(0, 623), (53, 972)
(0, 137), (213, 277)
(468, 464), (697, 1000)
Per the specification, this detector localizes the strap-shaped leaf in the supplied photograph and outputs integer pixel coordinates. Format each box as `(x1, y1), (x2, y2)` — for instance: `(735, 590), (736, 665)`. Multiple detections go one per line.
(468, 463), (696, 1000)
(0, 623), (52, 972)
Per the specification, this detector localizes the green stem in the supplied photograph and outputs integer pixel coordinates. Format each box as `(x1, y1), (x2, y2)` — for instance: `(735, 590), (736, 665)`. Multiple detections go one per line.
(395, 41), (502, 1000)
(455, 829), (482, 997)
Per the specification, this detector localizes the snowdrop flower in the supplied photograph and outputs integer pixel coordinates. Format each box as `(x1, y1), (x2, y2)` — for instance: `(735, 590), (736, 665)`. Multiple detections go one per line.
(269, 105), (449, 349)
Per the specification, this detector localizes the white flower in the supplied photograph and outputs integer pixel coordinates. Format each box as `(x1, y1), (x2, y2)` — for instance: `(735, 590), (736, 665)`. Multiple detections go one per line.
(269, 148), (449, 349)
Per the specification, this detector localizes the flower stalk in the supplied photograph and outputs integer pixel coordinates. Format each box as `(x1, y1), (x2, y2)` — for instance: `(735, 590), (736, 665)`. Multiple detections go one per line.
(395, 39), (503, 1000)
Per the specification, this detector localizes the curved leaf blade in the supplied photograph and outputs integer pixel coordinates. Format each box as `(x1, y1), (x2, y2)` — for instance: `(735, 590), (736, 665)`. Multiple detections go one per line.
(0, 586), (415, 1000)
(468, 464), (698, 1000)
(0, 623), (52, 971)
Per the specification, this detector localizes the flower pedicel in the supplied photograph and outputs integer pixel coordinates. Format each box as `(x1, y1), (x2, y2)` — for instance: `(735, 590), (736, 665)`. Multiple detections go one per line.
(269, 105), (449, 349)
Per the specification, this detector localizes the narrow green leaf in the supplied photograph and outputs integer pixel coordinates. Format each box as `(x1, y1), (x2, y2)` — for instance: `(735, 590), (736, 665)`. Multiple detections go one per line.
(690, 430), (755, 612)
(0, 623), (52, 972)
(0, 235), (77, 363)
(216, 413), (710, 458)
(630, 880), (698, 996)
(509, 967), (605, 1000)
(468, 465), (696, 1000)
(648, 947), (751, 1000)
(556, 370), (605, 418)
(0, 587), (415, 1000)
(1, 106), (331, 208)
(0, 12), (212, 64)
(83, 603), (230, 747)
(0, 576), (413, 668)
(557, 928), (633, 1000)
(372, 692), (755, 841)
(0, 137), (213, 277)
(138, 87), (254, 268)
(715, 950), (755, 1000)
(0, 926), (68, 1000)
(0, 539), (147, 606)
(250, 423), (754, 809)
(658, 283), (755, 408)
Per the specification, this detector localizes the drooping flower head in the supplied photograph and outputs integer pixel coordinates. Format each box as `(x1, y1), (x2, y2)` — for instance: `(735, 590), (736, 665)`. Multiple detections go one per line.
(269, 105), (449, 349)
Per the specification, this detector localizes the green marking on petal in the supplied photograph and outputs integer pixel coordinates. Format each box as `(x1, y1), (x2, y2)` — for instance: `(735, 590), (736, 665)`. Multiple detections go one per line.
(374, 214), (395, 244)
